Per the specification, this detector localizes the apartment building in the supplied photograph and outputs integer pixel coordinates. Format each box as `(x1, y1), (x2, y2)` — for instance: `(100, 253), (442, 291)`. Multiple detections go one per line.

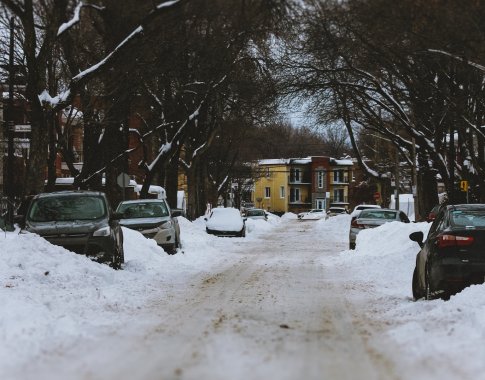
(253, 156), (353, 215)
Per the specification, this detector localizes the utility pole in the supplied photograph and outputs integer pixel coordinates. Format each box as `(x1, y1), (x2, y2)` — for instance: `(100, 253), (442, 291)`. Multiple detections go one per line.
(5, 17), (15, 229)
(449, 123), (455, 204)
(411, 137), (419, 221)
(394, 147), (400, 211)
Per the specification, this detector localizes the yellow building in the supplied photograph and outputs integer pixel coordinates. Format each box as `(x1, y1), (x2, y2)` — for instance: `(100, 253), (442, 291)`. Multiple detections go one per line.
(252, 157), (353, 215)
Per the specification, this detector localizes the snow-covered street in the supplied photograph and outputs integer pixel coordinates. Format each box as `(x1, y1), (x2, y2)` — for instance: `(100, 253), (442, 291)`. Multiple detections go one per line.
(1, 214), (485, 380)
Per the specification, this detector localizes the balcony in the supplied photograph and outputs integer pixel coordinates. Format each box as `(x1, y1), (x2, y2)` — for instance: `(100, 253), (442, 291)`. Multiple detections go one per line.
(329, 196), (349, 204)
(288, 174), (311, 185)
(332, 176), (349, 184)
(289, 196), (311, 204)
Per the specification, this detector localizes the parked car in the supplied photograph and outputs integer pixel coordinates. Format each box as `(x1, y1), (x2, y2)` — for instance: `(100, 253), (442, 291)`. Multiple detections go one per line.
(18, 191), (124, 269)
(350, 204), (382, 222)
(298, 209), (328, 220)
(349, 208), (410, 249)
(409, 204), (485, 300)
(327, 206), (348, 216)
(205, 207), (246, 237)
(116, 199), (181, 254)
(245, 208), (268, 221)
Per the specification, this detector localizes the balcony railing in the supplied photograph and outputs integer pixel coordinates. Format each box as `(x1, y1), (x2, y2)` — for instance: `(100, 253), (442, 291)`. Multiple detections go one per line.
(288, 174), (311, 184)
(289, 196), (311, 204)
(329, 196), (349, 204)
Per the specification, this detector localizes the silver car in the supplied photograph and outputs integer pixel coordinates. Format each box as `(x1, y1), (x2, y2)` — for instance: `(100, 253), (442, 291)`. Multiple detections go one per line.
(349, 208), (410, 249)
(116, 199), (181, 254)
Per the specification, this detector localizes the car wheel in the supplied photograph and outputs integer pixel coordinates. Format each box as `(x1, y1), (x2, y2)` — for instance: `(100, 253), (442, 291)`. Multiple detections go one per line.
(165, 243), (177, 255)
(412, 267), (423, 300)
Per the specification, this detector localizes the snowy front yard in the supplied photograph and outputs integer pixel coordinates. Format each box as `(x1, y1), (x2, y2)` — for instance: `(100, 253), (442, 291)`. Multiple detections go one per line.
(1, 213), (484, 379)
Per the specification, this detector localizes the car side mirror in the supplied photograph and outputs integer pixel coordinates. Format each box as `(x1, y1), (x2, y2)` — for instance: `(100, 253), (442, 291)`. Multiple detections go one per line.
(171, 209), (183, 217)
(409, 231), (424, 248)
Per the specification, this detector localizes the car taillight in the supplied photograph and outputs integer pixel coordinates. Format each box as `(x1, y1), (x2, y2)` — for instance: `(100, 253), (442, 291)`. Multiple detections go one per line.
(437, 234), (474, 248)
(351, 219), (364, 229)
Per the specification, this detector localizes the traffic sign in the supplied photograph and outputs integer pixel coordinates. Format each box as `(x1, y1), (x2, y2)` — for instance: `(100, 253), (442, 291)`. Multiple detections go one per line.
(116, 173), (130, 188)
(460, 180), (469, 192)
(373, 192), (381, 200)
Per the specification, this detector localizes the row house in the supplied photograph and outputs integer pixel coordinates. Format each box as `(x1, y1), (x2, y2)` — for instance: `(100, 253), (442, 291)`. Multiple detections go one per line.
(252, 156), (353, 214)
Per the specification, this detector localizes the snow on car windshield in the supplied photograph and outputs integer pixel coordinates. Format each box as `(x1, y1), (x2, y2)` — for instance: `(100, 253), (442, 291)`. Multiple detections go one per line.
(28, 196), (106, 221)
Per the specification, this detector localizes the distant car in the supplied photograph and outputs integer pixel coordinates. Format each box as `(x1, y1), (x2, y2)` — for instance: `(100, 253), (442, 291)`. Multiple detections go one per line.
(245, 208), (268, 221)
(19, 191), (124, 269)
(409, 204), (485, 300)
(205, 207), (246, 237)
(327, 206), (348, 216)
(350, 204), (382, 222)
(349, 208), (410, 249)
(116, 199), (181, 254)
(298, 209), (328, 220)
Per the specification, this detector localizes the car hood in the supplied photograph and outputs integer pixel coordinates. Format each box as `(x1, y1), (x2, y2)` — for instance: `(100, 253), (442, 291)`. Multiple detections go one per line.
(26, 220), (105, 235)
(119, 217), (170, 228)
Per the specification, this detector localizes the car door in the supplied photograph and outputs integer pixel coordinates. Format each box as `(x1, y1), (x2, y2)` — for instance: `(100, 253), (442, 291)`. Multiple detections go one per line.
(417, 208), (448, 285)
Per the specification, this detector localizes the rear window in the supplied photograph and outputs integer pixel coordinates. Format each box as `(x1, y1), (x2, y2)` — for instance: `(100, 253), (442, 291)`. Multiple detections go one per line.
(451, 210), (485, 227)
(359, 210), (398, 220)
(118, 202), (169, 218)
(247, 209), (265, 216)
(28, 195), (107, 222)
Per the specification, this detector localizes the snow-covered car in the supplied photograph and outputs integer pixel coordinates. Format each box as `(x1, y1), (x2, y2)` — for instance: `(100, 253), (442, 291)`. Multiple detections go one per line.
(245, 208), (268, 221)
(327, 206), (348, 217)
(19, 191), (125, 269)
(350, 204), (381, 222)
(205, 207), (246, 237)
(349, 208), (410, 249)
(116, 199), (181, 254)
(298, 209), (328, 220)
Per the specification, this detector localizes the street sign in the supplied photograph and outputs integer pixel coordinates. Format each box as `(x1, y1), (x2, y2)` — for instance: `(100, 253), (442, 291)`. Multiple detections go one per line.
(116, 173), (130, 188)
(373, 192), (381, 200)
(460, 180), (469, 192)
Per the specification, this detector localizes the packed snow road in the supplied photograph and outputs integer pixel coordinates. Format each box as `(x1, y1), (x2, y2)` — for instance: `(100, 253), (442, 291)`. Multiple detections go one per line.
(2, 214), (485, 380)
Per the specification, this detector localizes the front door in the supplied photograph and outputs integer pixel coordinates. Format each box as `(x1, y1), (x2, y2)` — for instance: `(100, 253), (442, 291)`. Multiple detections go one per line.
(316, 198), (326, 209)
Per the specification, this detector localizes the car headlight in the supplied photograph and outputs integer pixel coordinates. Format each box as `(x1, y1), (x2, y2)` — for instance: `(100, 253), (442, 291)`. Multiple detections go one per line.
(93, 226), (111, 236)
(160, 220), (173, 229)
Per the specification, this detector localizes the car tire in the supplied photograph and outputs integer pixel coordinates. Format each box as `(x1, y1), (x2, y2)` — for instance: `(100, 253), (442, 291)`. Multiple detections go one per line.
(412, 267), (423, 300)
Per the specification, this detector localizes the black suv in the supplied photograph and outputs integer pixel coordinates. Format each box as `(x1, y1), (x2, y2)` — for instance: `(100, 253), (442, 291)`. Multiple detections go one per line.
(18, 191), (124, 269)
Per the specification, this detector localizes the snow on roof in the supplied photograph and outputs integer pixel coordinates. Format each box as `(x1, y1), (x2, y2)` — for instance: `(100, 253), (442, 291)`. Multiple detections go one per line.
(331, 159), (353, 166)
(258, 159), (289, 165)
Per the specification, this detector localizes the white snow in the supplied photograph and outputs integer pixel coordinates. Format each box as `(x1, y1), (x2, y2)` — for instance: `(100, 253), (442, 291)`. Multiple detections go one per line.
(1, 212), (485, 379)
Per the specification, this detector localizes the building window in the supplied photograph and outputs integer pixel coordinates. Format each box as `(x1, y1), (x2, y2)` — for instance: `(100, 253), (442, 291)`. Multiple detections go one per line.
(334, 170), (344, 183)
(280, 186), (285, 199)
(295, 169), (300, 182)
(265, 167), (270, 178)
(334, 189), (344, 202)
(265, 187), (271, 198)
(317, 171), (324, 189)
(290, 188), (300, 202)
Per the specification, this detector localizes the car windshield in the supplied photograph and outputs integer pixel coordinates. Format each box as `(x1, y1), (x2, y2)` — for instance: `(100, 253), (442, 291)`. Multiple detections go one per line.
(28, 195), (106, 222)
(451, 210), (485, 227)
(118, 202), (169, 218)
(359, 210), (397, 220)
(247, 209), (265, 216)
